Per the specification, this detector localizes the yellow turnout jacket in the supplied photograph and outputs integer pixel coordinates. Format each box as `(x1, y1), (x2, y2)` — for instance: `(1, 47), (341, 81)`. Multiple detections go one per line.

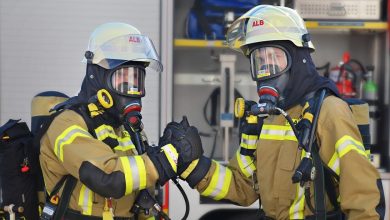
(196, 96), (383, 220)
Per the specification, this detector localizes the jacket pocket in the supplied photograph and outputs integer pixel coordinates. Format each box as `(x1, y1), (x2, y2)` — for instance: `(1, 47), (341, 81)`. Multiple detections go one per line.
(274, 142), (300, 200)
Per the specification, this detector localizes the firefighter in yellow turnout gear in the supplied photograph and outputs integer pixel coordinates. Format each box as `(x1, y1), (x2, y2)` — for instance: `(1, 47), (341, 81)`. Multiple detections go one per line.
(39, 23), (203, 219)
(160, 5), (386, 220)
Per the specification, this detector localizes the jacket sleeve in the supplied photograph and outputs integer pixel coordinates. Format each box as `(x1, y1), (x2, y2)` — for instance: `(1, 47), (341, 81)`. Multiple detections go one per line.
(195, 148), (259, 206)
(317, 97), (385, 220)
(44, 110), (159, 199)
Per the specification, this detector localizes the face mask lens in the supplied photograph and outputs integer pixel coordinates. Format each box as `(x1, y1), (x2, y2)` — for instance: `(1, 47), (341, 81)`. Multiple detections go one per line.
(250, 46), (289, 81)
(110, 66), (145, 97)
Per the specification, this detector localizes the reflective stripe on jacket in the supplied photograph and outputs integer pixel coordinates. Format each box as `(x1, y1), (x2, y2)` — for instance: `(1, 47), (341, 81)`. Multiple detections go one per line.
(197, 95), (384, 220)
(40, 110), (159, 218)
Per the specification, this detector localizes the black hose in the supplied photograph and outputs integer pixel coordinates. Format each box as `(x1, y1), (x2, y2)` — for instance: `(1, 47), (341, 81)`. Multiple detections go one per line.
(349, 59), (367, 74)
(338, 59), (367, 90)
(279, 110), (305, 149)
(307, 90), (327, 153)
(284, 114), (300, 141)
(209, 129), (218, 159)
(305, 187), (316, 213)
(159, 210), (171, 220)
(172, 178), (189, 220)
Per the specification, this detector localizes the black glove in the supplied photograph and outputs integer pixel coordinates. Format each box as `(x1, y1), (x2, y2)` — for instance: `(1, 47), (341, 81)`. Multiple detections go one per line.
(164, 117), (211, 188)
(159, 116), (203, 165)
(148, 116), (205, 186)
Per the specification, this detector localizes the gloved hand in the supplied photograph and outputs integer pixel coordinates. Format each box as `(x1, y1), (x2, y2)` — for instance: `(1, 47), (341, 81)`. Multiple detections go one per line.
(239, 100), (263, 156)
(148, 116), (209, 186)
(159, 116), (203, 163)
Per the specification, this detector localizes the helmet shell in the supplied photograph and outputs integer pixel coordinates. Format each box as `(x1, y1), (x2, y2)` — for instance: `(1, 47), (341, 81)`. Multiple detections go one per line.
(82, 22), (162, 72)
(226, 5), (315, 56)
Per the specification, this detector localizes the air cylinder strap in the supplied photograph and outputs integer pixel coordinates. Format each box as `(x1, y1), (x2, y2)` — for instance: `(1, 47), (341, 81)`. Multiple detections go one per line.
(312, 143), (326, 220)
(307, 89), (327, 220)
(53, 176), (77, 220)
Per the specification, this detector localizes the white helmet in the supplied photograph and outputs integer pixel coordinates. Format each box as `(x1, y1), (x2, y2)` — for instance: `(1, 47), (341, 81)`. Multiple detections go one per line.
(226, 5), (315, 56)
(82, 22), (163, 72)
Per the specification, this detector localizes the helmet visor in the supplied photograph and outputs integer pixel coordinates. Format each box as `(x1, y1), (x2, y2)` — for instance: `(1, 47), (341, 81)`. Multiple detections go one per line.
(250, 46), (290, 81)
(110, 66), (145, 97)
(226, 18), (247, 52)
(91, 34), (163, 72)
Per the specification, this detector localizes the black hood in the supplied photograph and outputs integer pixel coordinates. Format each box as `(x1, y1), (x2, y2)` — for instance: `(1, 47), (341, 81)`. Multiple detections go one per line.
(273, 41), (339, 109)
(78, 64), (106, 103)
(77, 64), (122, 126)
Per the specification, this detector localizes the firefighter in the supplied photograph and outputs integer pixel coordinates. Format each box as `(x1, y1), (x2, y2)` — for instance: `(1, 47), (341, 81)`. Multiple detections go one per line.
(160, 5), (385, 220)
(39, 22), (202, 219)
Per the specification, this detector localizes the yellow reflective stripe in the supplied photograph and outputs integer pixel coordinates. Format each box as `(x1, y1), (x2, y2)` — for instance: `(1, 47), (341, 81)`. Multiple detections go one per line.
(240, 134), (258, 149)
(289, 183), (305, 219)
(201, 162), (232, 200)
(236, 150), (256, 178)
(94, 125), (118, 141)
(260, 125), (297, 141)
(54, 125), (91, 161)
(181, 159), (199, 179)
(201, 163), (220, 197)
(162, 144), (178, 173)
(327, 136), (367, 176)
(263, 124), (292, 130)
(327, 153), (340, 175)
(120, 157), (133, 195)
(78, 184), (93, 215)
(114, 144), (135, 152)
(336, 135), (367, 159)
(128, 91), (141, 95)
(289, 150), (306, 219)
(120, 156), (146, 195)
(114, 136), (135, 151)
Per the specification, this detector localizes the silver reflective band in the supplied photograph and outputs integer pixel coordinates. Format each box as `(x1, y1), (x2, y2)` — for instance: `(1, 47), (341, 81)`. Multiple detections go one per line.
(78, 184), (93, 215)
(242, 137), (257, 146)
(201, 163), (232, 200)
(260, 127), (297, 141)
(209, 165), (229, 198)
(128, 156), (141, 189)
(95, 125), (117, 140)
(55, 125), (92, 161)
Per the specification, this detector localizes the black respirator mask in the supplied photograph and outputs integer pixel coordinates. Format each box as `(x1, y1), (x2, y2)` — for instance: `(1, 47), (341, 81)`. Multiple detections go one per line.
(249, 45), (292, 109)
(104, 64), (146, 129)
